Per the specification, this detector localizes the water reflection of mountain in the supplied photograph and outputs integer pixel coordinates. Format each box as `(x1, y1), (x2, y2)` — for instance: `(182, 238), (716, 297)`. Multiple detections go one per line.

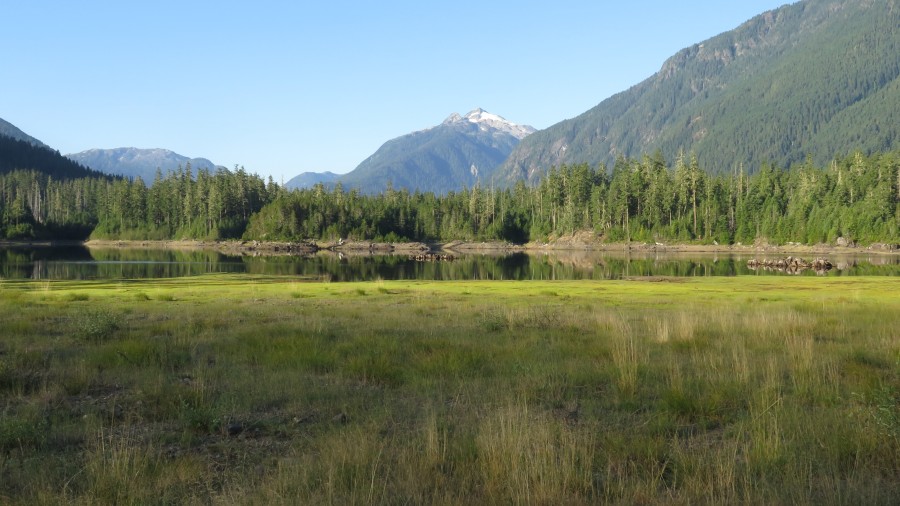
(0, 247), (897, 281)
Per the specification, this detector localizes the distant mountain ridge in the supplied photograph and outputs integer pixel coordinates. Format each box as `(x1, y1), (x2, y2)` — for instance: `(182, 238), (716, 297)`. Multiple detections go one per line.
(334, 108), (535, 194)
(285, 171), (341, 190)
(66, 147), (222, 183)
(497, 0), (900, 183)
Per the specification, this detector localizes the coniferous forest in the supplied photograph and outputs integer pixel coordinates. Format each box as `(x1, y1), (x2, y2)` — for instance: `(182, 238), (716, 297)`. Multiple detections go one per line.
(1, 147), (897, 246)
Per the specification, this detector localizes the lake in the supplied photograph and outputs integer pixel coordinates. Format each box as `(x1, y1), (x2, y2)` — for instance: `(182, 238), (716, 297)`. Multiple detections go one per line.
(1, 245), (897, 281)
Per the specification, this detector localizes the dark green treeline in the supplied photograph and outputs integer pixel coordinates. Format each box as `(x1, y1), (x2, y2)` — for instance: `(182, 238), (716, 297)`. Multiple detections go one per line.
(244, 151), (898, 245)
(0, 165), (279, 240)
(1, 151), (898, 245)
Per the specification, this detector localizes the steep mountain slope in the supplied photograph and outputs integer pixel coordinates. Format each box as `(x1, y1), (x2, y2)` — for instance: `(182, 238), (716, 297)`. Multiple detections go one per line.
(0, 118), (104, 180)
(0, 135), (104, 180)
(0, 117), (49, 149)
(66, 147), (222, 183)
(498, 0), (900, 183)
(337, 109), (535, 194)
(285, 171), (341, 190)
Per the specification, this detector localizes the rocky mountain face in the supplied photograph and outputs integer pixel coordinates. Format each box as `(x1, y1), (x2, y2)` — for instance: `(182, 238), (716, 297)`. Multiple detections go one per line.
(333, 109), (535, 194)
(497, 0), (900, 184)
(66, 147), (222, 183)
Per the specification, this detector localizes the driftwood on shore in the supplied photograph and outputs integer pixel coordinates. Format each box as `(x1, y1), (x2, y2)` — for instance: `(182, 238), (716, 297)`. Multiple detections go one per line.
(238, 240), (318, 255)
(408, 253), (455, 262)
(747, 256), (833, 274)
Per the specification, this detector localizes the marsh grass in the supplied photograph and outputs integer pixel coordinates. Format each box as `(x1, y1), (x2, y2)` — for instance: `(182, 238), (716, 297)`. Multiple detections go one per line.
(62, 292), (90, 302)
(610, 315), (642, 398)
(0, 276), (897, 503)
(477, 403), (596, 503)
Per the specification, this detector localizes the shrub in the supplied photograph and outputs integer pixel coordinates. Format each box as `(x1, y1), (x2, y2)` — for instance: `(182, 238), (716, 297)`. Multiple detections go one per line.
(74, 309), (123, 343)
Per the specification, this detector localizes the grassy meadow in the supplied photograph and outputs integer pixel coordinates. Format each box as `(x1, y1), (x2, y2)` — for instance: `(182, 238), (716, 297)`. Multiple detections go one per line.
(0, 275), (898, 504)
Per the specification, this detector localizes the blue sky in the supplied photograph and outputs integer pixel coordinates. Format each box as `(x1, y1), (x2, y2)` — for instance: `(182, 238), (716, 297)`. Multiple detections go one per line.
(2, 1), (791, 182)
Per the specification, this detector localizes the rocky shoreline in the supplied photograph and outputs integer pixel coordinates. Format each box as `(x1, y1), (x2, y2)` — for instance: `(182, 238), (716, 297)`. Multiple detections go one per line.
(523, 231), (898, 255)
(747, 256), (834, 274)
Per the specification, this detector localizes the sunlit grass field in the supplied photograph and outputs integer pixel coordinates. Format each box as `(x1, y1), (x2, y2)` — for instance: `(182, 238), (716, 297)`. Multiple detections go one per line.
(0, 275), (898, 504)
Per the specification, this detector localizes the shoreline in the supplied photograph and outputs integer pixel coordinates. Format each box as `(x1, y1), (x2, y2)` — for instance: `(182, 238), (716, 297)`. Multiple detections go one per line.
(523, 242), (899, 255)
(1, 238), (897, 257)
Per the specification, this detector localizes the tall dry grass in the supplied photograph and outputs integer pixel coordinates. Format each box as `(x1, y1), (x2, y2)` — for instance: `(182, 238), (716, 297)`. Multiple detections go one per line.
(477, 403), (596, 503)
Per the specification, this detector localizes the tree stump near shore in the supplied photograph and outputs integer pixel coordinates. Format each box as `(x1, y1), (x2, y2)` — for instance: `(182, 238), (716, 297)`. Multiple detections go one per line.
(408, 253), (455, 262)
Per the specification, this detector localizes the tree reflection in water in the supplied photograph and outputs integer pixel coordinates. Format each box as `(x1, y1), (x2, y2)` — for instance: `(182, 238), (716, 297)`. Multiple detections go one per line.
(0, 247), (897, 280)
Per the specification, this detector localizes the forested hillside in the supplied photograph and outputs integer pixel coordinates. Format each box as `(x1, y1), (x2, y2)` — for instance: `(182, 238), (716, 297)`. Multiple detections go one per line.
(0, 118), (49, 149)
(499, 0), (900, 184)
(0, 135), (104, 181)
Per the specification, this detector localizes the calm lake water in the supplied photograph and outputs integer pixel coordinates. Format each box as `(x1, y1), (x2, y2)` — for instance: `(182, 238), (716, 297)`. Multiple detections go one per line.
(1, 246), (897, 281)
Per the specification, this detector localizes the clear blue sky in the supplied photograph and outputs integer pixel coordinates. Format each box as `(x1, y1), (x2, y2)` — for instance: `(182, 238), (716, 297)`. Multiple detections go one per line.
(2, 1), (791, 182)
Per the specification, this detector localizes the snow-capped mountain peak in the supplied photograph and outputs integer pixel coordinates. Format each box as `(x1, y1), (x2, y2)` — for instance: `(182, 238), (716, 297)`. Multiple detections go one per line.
(442, 108), (536, 140)
(463, 108), (504, 124)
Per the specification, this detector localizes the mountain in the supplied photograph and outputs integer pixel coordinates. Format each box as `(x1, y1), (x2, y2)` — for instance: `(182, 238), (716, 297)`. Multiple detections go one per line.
(337, 108), (535, 194)
(0, 117), (50, 149)
(66, 147), (222, 183)
(0, 117), (104, 180)
(285, 171), (341, 190)
(497, 0), (900, 184)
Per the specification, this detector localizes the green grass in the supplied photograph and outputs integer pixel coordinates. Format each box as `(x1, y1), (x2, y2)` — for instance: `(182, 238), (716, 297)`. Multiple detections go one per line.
(0, 275), (897, 504)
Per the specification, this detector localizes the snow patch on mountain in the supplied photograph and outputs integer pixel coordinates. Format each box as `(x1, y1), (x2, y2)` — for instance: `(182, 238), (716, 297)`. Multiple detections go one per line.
(442, 108), (536, 140)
